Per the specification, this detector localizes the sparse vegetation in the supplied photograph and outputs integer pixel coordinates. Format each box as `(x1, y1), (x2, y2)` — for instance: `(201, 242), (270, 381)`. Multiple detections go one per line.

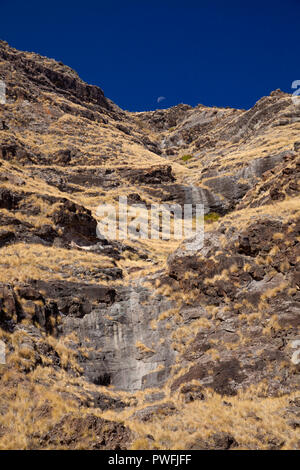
(181, 154), (193, 162)
(204, 212), (220, 222)
(0, 40), (299, 450)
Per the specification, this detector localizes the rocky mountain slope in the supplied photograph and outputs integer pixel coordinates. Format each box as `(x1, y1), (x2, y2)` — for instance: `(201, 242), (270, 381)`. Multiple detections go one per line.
(0, 40), (299, 450)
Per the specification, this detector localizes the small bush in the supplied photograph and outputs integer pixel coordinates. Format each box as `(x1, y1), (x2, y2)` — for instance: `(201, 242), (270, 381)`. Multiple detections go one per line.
(204, 212), (220, 222)
(181, 154), (193, 162)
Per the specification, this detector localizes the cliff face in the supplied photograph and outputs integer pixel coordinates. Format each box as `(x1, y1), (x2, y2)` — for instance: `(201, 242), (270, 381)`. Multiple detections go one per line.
(0, 41), (299, 450)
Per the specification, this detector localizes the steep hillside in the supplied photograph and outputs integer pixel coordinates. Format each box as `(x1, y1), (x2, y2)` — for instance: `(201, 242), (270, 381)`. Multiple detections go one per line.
(0, 40), (299, 450)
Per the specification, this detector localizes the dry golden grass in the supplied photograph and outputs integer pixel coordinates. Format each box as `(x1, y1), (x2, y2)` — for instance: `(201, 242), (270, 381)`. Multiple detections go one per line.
(2, 335), (298, 450)
(99, 383), (300, 450)
(0, 243), (118, 284)
(1, 60), (300, 450)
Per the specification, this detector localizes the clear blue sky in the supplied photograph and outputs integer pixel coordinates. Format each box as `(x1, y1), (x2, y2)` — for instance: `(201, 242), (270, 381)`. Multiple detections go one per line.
(0, 0), (299, 111)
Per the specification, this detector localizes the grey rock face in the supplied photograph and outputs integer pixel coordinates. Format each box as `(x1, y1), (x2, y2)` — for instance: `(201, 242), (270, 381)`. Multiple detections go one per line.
(61, 280), (176, 391)
(141, 152), (289, 218)
(202, 152), (287, 210)
(184, 184), (229, 214)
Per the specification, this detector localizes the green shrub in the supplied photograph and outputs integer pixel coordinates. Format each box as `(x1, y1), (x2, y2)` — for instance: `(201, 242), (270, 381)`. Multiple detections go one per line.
(181, 154), (193, 162)
(204, 212), (220, 222)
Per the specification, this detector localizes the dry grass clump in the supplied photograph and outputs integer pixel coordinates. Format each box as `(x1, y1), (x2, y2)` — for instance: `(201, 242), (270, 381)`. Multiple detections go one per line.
(129, 386), (299, 450)
(0, 243), (117, 284)
(1, 344), (298, 450)
(135, 341), (155, 355)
